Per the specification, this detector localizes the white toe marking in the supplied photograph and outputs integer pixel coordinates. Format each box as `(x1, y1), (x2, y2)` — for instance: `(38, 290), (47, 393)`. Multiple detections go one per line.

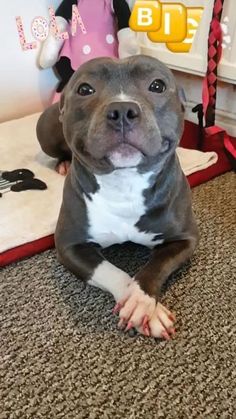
(148, 303), (175, 337)
(119, 281), (156, 324)
(88, 260), (132, 302)
(155, 304), (173, 329)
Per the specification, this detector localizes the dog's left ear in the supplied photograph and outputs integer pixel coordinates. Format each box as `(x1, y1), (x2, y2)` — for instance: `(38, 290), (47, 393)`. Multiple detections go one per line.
(59, 88), (66, 122)
(177, 86), (186, 111)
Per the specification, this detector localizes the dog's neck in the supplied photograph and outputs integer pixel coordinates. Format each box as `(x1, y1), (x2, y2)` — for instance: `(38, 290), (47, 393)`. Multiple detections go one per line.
(70, 152), (181, 199)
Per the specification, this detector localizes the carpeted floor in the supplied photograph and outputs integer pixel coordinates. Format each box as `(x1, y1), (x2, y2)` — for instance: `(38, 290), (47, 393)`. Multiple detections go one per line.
(1, 172), (235, 419)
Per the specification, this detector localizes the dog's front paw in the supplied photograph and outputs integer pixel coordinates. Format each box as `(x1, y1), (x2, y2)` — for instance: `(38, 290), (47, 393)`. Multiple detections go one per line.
(113, 282), (176, 339)
(114, 282), (156, 336)
(148, 302), (176, 340)
(56, 160), (71, 176)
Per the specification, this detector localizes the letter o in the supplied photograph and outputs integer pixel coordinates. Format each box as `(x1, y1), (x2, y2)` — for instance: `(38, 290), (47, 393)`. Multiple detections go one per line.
(31, 17), (49, 41)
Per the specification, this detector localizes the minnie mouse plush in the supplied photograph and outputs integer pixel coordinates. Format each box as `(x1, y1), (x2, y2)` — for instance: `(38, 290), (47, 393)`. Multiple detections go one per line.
(39, 0), (139, 97)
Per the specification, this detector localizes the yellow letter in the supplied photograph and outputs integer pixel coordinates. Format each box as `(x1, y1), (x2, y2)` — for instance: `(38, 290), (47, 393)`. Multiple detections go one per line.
(129, 1), (162, 32)
(148, 3), (187, 43)
(166, 7), (203, 52)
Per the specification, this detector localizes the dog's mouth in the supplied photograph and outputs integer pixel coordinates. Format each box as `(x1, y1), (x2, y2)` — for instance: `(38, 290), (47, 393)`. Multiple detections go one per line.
(106, 143), (144, 168)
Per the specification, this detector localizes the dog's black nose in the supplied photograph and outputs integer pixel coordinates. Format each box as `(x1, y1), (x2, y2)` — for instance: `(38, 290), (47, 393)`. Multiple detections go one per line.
(106, 102), (141, 130)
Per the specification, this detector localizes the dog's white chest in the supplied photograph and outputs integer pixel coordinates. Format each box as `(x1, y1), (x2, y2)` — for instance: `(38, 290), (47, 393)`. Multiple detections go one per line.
(84, 169), (163, 248)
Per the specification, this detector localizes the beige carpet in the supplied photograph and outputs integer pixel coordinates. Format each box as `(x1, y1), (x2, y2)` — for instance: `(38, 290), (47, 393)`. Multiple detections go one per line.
(1, 172), (235, 419)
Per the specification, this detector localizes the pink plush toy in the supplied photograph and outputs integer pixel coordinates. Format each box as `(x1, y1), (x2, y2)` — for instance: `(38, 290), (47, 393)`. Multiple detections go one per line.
(39, 0), (139, 99)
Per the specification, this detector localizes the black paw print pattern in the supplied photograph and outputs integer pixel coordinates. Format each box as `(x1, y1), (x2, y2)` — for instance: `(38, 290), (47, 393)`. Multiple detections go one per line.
(0, 169), (47, 198)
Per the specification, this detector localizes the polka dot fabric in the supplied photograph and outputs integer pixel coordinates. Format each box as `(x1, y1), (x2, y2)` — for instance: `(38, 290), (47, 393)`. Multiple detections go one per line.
(59, 0), (118, 70)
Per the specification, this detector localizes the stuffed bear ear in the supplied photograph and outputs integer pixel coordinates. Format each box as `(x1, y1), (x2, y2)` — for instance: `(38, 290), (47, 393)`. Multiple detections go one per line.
(125, 0), (136, 9)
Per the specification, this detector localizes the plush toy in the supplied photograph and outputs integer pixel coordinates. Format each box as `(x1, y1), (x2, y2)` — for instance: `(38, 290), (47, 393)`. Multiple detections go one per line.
(39, 0), (140, 96)
(0, 169), (47, 197)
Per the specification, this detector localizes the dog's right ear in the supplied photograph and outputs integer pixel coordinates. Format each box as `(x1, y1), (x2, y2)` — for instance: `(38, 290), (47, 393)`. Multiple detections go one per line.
(178, 86), (186, 104)
(59, 89), (66, 122)
(177, 86), (186, 113)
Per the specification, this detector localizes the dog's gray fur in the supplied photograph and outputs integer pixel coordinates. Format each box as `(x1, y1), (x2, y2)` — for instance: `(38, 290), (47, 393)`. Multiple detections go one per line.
(37, 55), (198, 337)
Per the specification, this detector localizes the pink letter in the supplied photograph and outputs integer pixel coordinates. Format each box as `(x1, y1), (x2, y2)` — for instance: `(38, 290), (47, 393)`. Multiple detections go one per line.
(71, 5), (87, 36)
(49, 6), (69, 40)
(31, 16), (49, 42)
(16, 16), (37, 51)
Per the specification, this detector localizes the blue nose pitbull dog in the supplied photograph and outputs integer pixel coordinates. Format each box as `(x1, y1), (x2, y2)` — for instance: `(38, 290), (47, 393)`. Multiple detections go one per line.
(37, 55), (199, 339)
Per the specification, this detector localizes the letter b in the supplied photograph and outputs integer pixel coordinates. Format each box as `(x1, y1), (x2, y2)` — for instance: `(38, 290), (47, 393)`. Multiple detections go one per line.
(129, 1), (162, 32)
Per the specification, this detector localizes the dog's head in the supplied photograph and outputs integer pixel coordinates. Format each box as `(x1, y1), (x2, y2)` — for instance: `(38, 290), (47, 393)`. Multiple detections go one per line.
(59, 55), (185, 174)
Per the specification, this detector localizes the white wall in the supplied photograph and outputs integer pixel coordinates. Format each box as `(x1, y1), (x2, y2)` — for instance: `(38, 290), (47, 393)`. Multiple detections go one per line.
(0, 0), (61, 122)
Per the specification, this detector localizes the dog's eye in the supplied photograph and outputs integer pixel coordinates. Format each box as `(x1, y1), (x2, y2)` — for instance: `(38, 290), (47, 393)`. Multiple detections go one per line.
(77, 83), (95, 96)
(149, 79), (166, 93)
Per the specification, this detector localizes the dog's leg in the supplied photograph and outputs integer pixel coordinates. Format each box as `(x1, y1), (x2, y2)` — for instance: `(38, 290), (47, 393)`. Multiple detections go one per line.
(36, 104), (72, 175)
(56, 240), (196, 339)
(57, 244), (133, 303)
(56, 189), (198, 339)
(116, 238), (197, 339)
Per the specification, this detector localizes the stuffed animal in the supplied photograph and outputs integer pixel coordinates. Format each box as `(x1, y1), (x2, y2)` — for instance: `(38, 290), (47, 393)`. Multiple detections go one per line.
(0, 169), (47, 197)
(39, 0), (140, 95)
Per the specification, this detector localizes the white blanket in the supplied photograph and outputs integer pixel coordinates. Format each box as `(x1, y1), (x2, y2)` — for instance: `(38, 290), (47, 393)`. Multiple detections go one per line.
(0, 113), (64, 253)
(177, 147), (218, 176)
(0, 113), (218, 254)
